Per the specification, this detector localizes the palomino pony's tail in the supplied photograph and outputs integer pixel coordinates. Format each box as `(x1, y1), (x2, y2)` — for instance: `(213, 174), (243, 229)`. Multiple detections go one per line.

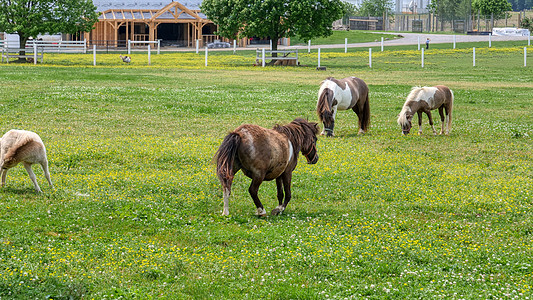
(215, 132), (240, 186)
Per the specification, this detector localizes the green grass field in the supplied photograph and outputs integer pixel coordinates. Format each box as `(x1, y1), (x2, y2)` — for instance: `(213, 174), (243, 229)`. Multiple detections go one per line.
(0, 40), (532, 299)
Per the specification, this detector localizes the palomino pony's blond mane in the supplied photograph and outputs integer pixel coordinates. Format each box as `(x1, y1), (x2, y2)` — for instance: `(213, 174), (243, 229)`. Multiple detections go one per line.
(397, 86), (425, 127)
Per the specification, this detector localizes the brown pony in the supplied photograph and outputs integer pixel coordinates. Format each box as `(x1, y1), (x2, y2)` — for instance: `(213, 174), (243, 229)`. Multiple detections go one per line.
(316, 77), (370, 136)
(397, 85), (454, 135)
(215, 118), (319, 216)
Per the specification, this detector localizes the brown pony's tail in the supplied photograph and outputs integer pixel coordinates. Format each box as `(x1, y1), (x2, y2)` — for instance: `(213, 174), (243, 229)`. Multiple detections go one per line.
(215, 132), (240, 187)
(361, 93), (371, 132)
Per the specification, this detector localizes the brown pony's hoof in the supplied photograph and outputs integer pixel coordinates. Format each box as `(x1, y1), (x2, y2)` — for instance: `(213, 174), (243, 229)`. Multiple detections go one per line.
(256, 207), (267, 217)
(271, 206), (285, 215)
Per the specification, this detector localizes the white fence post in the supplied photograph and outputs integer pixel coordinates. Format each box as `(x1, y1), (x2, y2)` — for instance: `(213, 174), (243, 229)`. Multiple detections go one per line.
(205, 46), (208, 67)
(489, 33), (492, 48)
(318, 48), (321, 68)
(128, 40), (131, 55)
(33, 43), (37, 65)
(453, 35), (456, 49)
(93, 45), (96, 66)
(369, 48), (372, 68)
(524, 47), (527, 67)
(473, 47), (476, 67)
(157, 40), (160, 55)
(421, 47), (424, 68)
(262, 48), (265, 67)
(196, 40), (199, 54)
(270, 40), (272, 51)
(308, 40), (311, 53)
(148, 44), (151, 65)
(381, 37), (384, 52)
(345, 38), (347, 53)
(417, 36), (420, 50)
(84, 39), (87, 54)
(233, 40), (236, 54)
(528, 34), (531, 46)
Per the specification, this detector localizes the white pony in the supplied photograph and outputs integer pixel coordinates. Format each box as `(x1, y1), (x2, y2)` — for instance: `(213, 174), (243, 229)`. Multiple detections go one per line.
(0, 130), (53, 192)
(397, 85), (454, 135)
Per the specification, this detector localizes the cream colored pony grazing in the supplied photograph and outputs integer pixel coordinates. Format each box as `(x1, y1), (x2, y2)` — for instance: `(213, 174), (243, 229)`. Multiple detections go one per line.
(397, 85), (454, 135)
(0, 130), (53, 192)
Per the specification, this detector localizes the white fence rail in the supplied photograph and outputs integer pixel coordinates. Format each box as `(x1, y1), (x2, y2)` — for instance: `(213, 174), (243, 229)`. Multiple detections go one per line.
(26, 40), (87, 53)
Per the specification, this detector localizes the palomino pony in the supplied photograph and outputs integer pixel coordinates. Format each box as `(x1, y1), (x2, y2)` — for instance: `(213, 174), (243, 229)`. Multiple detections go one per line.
(397, 85), (454, 135)
(316, 77), (370, 136)
(215, 118), (319, 216)
(0, 129), (53, 192)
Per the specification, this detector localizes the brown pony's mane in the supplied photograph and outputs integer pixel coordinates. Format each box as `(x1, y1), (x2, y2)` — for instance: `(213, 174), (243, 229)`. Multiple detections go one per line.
(316, 82), (334, 123)
(273, 118), (318, 154)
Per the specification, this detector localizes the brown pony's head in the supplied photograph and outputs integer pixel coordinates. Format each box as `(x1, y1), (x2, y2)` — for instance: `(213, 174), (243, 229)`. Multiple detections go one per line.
(291, 118), (319, 164)
(275, 118), (319, 164)
(397, 106), (414, 135)
(316, 88), (335, 137)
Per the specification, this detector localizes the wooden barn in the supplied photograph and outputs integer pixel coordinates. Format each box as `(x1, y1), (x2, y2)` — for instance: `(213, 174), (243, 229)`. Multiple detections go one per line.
(87, 0), (245, 48)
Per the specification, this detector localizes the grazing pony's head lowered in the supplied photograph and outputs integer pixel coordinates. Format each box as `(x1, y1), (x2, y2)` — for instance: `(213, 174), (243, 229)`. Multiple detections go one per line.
(397, 106), (414, 135)
(316, 84), (335, 136)
(397, 87), (422, 135)
(274, 118), (319, 164)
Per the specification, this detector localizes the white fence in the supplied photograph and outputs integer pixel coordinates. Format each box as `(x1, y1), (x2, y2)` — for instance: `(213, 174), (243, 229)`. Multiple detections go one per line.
(26, 40), (86, 53)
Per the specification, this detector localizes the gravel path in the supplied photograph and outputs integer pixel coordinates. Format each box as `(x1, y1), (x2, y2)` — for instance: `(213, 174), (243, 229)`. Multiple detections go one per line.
(283, 32), (530, 50)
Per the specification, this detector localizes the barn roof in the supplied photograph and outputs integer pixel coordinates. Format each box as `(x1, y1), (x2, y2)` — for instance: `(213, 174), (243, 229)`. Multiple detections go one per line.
(95, 0), (208, 21)
(92, 0), (203, 11)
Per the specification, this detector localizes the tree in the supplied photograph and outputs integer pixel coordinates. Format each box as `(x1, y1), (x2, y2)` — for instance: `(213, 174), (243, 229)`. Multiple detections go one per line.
(201, 0), (344, 54)
(472, 0), (512, 18)
(0, 0), (98, 60)
(358, 0), (393, 17)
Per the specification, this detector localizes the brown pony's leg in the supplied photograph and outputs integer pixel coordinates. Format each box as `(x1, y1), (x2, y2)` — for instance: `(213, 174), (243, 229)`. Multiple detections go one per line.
(445, 103), (452, 135)
(438, 107), (445, 135)
(425, 110), (437, 135)
(276, 177), (284, 205)
(417, 111), (423, 135)
(248, 177), (266, 216)
(272, 172), (292, 215)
